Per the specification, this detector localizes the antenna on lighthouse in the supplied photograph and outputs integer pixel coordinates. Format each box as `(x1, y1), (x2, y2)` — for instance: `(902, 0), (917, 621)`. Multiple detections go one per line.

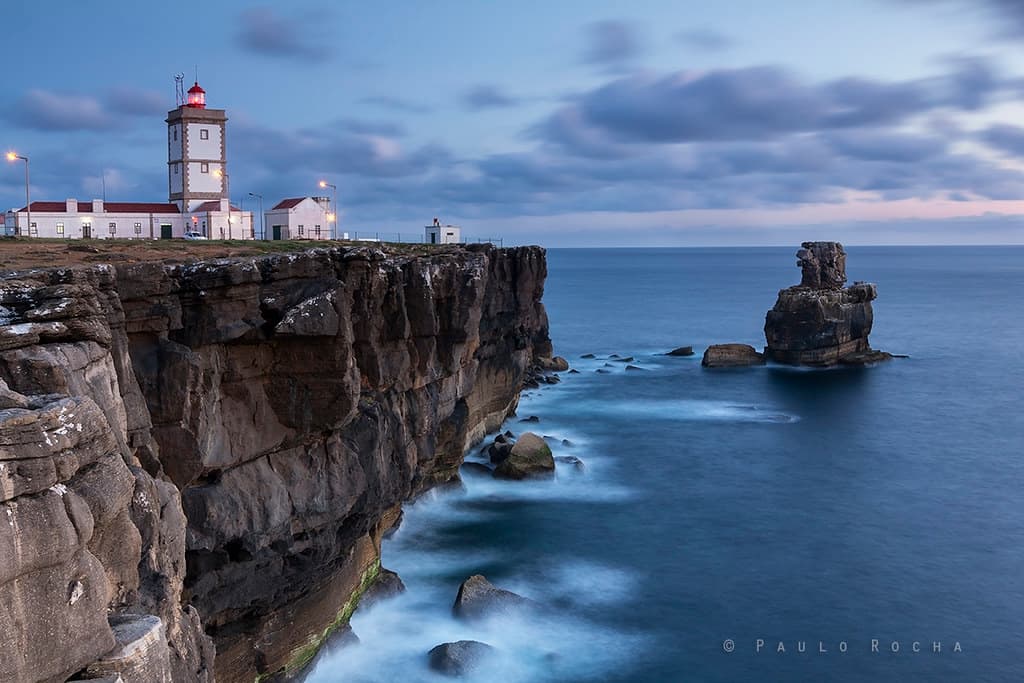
(174, 74), (185, 106)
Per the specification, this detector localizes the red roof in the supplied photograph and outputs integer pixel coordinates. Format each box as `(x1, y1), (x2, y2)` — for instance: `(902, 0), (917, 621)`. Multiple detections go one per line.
(192, 201), (242, 212)
(271, 197), (306, 210)
(17, 201), (179, 214)
(188, 82), (205, 94)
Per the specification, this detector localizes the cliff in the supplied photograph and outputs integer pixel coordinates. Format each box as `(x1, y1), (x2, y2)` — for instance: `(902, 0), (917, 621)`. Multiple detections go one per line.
(763, 241), (888, 366)
(0, 243), (552, 683)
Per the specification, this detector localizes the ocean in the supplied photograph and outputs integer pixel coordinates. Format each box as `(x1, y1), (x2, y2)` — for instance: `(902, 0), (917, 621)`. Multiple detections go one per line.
(304, 246), (1024, 682)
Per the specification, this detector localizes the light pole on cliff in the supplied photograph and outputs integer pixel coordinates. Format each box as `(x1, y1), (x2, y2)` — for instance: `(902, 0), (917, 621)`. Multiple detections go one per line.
(318, 179), (337, 240)
(248, 192), (263, 240)
(6, 152), (29, 236)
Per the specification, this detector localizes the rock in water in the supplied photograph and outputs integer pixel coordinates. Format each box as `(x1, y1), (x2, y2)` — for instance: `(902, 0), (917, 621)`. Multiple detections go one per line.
(453, 575), (532, 620)
(702, 344), (765, 367)
(764, 241), (890, 366)
(536, 356), (570, 371)
(358, 568), (406, 610)
(428, 640), (496, 676)
(493, 432), (555, 479)
(665, 346), (694, 356)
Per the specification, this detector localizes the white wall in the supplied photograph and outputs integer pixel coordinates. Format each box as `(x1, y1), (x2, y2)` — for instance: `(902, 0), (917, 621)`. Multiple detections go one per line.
(426, 226), (462, 244)
(263, 199), (331, 240)
(186, 123), (222, 160)
(170, 162), (183, 194)
(186, 161), (223, 193)
(4, 210), (187, 239)
(168, 123), (183, 161)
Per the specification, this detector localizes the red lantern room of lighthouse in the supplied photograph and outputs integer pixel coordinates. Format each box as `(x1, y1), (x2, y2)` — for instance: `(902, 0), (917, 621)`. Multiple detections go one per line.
(186, 81), (206, 108)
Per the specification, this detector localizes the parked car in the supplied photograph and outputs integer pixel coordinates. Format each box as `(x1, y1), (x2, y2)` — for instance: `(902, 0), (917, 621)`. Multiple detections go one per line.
(183, 231), (208, 240)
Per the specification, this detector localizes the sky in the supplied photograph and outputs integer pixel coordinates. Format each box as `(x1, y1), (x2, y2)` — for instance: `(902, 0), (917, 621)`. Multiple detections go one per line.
(4, 0), (1024, 245)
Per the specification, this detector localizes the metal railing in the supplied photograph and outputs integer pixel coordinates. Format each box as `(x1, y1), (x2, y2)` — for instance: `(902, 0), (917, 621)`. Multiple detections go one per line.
(337, 231), (503, 247)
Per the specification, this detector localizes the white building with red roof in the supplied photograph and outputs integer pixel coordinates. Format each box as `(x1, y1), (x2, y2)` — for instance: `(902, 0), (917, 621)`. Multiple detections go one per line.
(263, 197), (333, 241)
(4, 80), (254, 240)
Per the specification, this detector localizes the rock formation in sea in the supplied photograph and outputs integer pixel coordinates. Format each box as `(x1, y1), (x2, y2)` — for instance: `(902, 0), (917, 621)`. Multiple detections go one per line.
(764, 241), (891, 366)
(0, 243), (552, 682)
(701, 343), (765, 367)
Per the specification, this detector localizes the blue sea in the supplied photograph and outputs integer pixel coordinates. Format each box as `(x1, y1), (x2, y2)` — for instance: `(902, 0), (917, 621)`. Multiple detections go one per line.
(305, 246), (1024, 683)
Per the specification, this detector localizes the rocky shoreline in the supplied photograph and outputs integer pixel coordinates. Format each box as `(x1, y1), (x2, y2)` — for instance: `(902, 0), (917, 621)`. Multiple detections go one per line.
(0, 243), (554, 683)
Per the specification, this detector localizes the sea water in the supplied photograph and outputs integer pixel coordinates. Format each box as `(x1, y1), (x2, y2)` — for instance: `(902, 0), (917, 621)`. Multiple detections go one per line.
(304, 246), (1024, 682)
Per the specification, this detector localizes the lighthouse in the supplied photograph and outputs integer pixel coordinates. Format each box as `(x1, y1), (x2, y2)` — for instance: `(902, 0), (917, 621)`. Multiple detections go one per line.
(166, 81), (228, 212)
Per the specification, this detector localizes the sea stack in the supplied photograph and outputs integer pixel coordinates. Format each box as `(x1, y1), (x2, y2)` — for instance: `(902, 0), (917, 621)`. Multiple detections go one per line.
(764, 241), (890, 366)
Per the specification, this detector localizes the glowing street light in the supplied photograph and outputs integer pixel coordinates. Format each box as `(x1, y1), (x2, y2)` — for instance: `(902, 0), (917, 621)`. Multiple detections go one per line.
(319, 179), (337, 240)
(6, 151), (29, 237)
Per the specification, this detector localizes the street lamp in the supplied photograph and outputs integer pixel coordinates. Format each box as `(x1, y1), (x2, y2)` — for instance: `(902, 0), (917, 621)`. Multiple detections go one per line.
(318, 179), (337, 240)
(6, 152), (29, 237)
(248, 192), (263, 240)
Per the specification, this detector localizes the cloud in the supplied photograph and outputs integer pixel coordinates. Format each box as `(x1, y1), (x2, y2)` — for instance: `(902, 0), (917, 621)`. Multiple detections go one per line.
(359, 95), (433, 114)
(675, 28), (733, 51)
(582, 20), (642, 66)
(539, 59), (1003, 148)
(106, 87), (169, 117)
(7, 89), (113, 131)
(979, 123), (1024, 156)
(461, 84), (518, 110)
(236, 6), (331, 63)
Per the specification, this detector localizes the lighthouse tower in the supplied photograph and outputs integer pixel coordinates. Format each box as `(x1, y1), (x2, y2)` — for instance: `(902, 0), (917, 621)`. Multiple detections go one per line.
(166, 81), (228, 212)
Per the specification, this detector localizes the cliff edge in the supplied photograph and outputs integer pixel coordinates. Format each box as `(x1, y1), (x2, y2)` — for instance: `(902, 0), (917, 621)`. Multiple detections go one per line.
(0, 243), (552, 683)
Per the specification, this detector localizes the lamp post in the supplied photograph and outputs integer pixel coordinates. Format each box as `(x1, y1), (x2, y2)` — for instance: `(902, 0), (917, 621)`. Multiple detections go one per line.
(248, 192), (263, 240)
(6, 152), (29, 237)
(318, 179), (337, 240)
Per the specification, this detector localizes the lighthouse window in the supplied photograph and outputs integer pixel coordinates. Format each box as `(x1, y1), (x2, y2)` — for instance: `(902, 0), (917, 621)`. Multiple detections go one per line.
(201, 163), (209, 173)
(174, 164), (179, 174)
(200, 129), (209, 140)
(173, 128), (178, 141)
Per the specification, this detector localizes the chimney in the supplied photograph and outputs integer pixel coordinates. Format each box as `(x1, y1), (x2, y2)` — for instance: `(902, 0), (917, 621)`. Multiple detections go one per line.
(66, 198), (77, 213)
(94, 199), (104, 213)
(219, 198), (229, 212)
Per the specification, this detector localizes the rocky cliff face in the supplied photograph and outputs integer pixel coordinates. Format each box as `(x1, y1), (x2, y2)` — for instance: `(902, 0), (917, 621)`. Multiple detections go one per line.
(0, 244), (551, 683)
(764, 242), (887, 366)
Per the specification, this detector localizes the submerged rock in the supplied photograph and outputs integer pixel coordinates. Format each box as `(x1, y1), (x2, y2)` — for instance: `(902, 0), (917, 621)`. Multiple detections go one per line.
(493, 432), (555, 479)
(764, 242), (889, 366)
(702, 344), (765, 367)
(555, 455), (585, 471)
(536, 356), (570, 372)
(428, 640), (496, 676)
(625, 364), (644, 371)
(453, 575), (532, 620)
(359, 568), (406, 610)
(463, 461), (495, 475)
(579, 353), (596, 359)
(665, 346), (694, 356)
(519, 415), (541, 423)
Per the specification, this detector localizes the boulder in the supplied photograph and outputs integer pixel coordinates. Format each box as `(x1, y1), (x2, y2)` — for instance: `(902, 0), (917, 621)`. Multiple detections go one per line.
(702, 344), (765, 368)
(488, 439), (514, 464)
(625, 365), (644, 371)
(493, 432), (554, 480)
(579, 353), (596, 359)
(665, 346), (694, 357)
(428, 640), (495, 677)
(519, 415), (540, 423)
(462, 461), (494, 476)
(453, 575), (532, 620)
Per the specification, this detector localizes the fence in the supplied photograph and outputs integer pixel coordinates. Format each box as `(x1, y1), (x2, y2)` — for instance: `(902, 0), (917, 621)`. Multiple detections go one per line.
(340, 231), (503, 247)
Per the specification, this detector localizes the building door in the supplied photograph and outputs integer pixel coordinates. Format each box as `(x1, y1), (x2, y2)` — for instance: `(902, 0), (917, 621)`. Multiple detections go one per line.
(272, 225), (282, 240)
(82, 224), (92, 239)
(430, 232), (437, 244)
(160, 224), (173, 239)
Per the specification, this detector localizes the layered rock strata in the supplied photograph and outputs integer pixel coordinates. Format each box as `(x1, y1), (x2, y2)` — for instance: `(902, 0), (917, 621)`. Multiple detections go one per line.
(0, 243), (551, 683)
(764, 242), (888, 366)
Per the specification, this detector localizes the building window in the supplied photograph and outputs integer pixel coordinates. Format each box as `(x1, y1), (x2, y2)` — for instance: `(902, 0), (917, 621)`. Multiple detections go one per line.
(201, 162), (209, 173)
(173, 128), (178, 141)
(315, 225), (321, 238)
(109, 222), (116, 235)
(134, 222), (142, 235)
(298, 224), (304, 236)
(56, 222), (65, 235)
(174, 164), (179, 174)
(200, 129), (209, 140)
(30, 222), (37, 237)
